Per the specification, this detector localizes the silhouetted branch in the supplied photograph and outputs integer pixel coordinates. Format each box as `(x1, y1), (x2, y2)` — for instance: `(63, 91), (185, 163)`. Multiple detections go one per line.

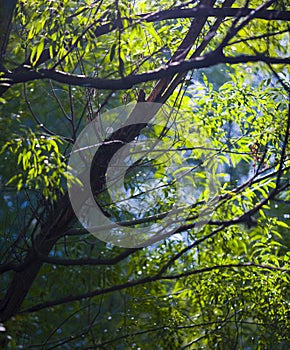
(140, 6), (290, 22)
(21, 262), (289, 314)
(1, 54), (289, 94)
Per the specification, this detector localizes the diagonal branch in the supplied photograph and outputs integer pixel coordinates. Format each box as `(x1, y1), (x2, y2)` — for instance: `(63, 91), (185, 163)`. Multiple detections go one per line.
(20, 262), (289, 314)
(147, 0), (217, 102)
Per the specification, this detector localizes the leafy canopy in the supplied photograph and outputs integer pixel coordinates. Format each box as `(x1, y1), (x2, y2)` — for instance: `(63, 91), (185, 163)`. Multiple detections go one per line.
(0, 0), (289, 349)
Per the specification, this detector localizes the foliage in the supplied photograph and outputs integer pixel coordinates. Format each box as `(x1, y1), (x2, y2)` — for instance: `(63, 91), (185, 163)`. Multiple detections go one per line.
(0, 131), (71, 199)
(0, 0), (289, 349)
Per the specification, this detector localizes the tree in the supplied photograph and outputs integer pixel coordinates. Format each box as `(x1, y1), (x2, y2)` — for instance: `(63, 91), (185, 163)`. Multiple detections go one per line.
(0, 0), (289, 348)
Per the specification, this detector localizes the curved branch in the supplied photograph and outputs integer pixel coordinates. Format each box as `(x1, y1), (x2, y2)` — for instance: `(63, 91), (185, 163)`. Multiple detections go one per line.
(20, 262), (289, 314)
(2, 54), (289, 94)
(38, 248), (139, 266)
(140, 7), (290, 22)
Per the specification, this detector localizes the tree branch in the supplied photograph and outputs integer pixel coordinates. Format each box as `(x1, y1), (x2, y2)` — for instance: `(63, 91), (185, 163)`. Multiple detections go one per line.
(37, 248), (139, 266)
(20, 262), (289, 314)
(1, 54), (289, 94)
(140, 7), (290, 22)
